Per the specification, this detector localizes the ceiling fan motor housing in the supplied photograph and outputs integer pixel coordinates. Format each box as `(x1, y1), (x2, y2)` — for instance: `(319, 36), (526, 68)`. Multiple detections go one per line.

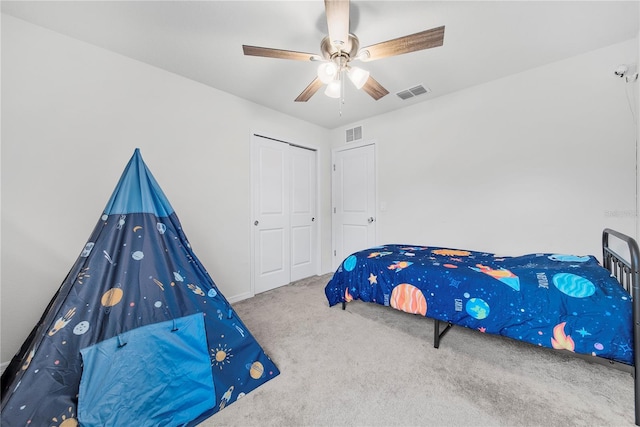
(321, 33), (360, 61)
(241, 0), (444, 102)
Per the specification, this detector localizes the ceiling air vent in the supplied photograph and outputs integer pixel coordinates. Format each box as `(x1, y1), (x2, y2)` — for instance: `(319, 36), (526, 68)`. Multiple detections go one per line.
(346, 125), (362, 143)
(396, 84), (431, 100)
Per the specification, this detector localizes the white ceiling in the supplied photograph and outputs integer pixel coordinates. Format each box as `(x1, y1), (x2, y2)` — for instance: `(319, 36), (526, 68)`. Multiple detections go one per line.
(2, 1), (638, 129)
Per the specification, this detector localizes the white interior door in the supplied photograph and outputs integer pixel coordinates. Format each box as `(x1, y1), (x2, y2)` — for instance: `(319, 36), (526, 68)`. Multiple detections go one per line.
(332, 143), (376, 270)
(252, 135), (318, 294)
(290, 147), (317, 282)
(253, 137), (290, 294)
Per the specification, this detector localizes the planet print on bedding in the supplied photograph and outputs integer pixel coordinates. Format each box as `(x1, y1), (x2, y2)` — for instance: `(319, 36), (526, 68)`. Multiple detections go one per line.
(552, 273), (596, 298)
(390, 284), (427, 316)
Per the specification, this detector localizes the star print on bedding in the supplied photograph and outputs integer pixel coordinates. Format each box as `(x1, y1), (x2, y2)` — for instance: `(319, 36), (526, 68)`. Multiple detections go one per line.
(325, 244), (633, 365)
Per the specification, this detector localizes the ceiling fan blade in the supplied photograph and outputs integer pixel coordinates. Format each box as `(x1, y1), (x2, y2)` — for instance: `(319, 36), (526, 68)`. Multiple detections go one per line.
(295, 77), (324, 102)
(243, 45), (319, 61)
(359, 26), (445, 62)
(362, 75), (389, 100)
(325, 0), (350, 49)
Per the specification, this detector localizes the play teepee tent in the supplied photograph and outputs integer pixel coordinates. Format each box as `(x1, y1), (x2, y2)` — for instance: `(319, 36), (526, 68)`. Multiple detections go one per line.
(1, 149), (279, 426)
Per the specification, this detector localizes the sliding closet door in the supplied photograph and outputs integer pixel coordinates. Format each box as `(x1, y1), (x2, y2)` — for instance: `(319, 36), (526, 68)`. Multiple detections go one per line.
(290, 147), (317, 282)
(252, 135), (317, 294)
(253, 137), (290, 294)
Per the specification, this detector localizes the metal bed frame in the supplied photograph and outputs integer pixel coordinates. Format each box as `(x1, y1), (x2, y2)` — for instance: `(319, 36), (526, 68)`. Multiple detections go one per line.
(433, 228), (640, 425)
(603, 228), (640, 425)
(343, 228), (640, 424)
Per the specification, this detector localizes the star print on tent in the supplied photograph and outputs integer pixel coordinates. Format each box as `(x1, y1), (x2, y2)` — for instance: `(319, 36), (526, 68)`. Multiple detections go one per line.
(1, 148), (279, 426)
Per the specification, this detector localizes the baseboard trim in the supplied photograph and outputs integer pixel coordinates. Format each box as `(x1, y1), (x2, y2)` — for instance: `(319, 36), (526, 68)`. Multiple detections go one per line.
(228, 292), (253, 304)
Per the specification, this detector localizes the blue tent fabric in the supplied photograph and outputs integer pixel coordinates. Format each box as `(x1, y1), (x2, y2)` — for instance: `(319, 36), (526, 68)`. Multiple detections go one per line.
(78, 313), (215, 427)
(103, 148), (174, 217)
(0, 149), (279, 426)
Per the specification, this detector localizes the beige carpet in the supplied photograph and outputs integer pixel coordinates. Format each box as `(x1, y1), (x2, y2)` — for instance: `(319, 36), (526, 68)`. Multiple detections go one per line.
(200, 274), (635, 426)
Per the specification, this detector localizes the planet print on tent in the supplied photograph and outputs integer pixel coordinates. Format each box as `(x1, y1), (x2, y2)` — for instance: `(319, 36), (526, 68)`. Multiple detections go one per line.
(1, 149), (280, 427)
(80, 242), (94, 257)
(157, 222), (167, 234)
(101, 288), (123, 307)
(249, 361), (264, 379)
(73, 321), (90, 335)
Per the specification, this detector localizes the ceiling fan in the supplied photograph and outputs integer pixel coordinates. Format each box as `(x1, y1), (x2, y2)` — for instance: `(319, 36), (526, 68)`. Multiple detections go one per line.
(242, 0), (445, 102)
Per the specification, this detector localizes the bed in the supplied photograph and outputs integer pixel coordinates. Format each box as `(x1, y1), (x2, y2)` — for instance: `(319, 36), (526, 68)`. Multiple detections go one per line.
(325, 228), (640, 425)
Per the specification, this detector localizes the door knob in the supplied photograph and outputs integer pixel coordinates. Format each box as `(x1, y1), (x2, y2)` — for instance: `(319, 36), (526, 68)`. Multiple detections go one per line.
(312, 217), (315, 222)
(367, 217), (375, 223)
(254, 220), (259, 226)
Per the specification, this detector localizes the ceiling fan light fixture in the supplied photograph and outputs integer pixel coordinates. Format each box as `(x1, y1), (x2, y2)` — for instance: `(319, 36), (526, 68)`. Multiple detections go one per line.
(347, 66), (370, 89)
(242, 0), (445, 105)
(325, 79), (342, 98)
(317, 62), (339, 84)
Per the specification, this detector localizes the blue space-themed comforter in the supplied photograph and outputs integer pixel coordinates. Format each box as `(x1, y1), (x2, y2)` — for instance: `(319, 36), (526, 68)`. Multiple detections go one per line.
(325, 245), (633, 365)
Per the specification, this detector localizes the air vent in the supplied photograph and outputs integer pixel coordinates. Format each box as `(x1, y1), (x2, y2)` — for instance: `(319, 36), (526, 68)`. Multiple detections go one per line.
(346, 125), (362, 143)
(396, 84), (431, 100)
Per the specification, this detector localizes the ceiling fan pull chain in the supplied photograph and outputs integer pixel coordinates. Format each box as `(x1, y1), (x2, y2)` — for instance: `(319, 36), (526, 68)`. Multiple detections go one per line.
(339, 70), (345, 116)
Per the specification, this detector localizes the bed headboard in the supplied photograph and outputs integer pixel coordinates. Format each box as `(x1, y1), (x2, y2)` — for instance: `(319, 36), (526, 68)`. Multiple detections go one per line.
(602, 228), (640, 426)
(602, 228), (640, 297)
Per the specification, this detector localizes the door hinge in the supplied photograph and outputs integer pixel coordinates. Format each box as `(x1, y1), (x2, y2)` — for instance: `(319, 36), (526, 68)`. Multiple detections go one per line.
(334, 250), (336, 256)
(333, 164), (336, 171)
(333, 207), (336, 214)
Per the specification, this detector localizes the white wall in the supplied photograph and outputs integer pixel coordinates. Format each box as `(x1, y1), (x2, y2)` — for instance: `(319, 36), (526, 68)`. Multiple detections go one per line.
(0, 15), (332, 363)
(331, 37), (639, 259)
(2, 13), (638, 366)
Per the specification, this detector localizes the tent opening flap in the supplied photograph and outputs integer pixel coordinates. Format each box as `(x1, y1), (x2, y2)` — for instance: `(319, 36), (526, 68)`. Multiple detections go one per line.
(78, 313), (215, 426)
